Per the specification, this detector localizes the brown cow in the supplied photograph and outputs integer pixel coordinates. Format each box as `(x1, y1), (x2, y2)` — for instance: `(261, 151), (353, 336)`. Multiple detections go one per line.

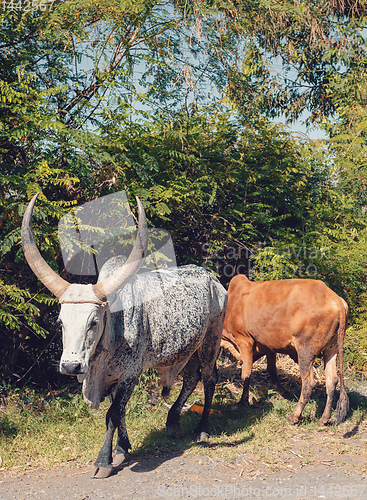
(221, 275), (349, 425)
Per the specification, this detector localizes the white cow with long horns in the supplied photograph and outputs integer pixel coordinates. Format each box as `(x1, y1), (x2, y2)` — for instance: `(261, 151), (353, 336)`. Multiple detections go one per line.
(22, 194), (227, 478)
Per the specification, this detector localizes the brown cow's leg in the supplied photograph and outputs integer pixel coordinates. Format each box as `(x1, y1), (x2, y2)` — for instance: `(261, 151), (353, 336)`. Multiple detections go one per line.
(319, 349), (338, 425)
(221, 338), (242, 361)
(287, 356), (316, 425)
(237, 338), (254, 406)
(266, 352), (292, 400)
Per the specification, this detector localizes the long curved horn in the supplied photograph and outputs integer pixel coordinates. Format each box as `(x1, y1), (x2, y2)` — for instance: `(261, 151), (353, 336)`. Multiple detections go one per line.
(21, 194), (71, 299)
(93, 197), (148, 301)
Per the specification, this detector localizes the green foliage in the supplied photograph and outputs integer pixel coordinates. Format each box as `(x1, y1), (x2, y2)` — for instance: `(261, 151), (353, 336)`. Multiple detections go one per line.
(326, 77), (367, 211)
(0, 385), (106, 467)
(249, 246), (299, 281)
(345, 295), (367, 373)
(1, 0), (367, 382)
(1, 368), (367, 471)
(226, 0), (367, 124)
(99, 105), (365, 293)
(0, 280), (56, 336)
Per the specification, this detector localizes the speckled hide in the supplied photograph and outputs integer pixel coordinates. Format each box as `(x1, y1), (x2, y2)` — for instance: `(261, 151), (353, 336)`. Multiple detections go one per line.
(62, 263), (227, 478)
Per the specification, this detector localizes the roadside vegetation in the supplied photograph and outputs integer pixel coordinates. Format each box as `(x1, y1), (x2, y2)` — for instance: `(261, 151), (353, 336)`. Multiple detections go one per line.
(1, 359), (367, 473)
(1, 0), (367, 473)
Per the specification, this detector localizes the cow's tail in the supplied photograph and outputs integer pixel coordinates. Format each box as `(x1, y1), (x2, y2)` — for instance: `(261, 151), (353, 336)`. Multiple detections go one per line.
(335, 298), (349, 424)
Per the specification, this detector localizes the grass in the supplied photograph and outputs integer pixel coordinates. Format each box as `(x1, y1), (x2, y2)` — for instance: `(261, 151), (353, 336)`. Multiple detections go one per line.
(0, 386), (105, 469)
(1, 359), (367, 473)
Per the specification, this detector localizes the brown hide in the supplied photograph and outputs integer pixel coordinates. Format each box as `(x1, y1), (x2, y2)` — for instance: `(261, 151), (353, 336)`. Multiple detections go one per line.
(222, 275), (349, 425)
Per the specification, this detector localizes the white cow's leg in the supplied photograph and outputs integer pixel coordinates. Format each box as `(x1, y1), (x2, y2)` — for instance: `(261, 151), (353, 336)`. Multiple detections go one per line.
(166, 353), (201, 436)
(194, 318), (222, 440)
(194, 361), (218, 441)
(92, 376), (137, 479)
(112, 383), (136, 466)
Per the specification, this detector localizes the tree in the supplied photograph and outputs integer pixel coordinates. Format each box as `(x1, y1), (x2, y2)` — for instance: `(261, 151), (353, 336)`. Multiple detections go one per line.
(2, 0), (367, 382)
(224, 0), (367, 124)
(96, 103), (367, 297)
(0, 0), (240, 382)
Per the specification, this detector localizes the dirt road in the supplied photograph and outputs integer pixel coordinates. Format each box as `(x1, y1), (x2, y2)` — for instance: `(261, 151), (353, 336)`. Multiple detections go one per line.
(0, 450), (366, 500)
(1, 358), (366, 499)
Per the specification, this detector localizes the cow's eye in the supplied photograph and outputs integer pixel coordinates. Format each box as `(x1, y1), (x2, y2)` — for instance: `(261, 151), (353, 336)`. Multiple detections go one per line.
(89, 319), (99, 329)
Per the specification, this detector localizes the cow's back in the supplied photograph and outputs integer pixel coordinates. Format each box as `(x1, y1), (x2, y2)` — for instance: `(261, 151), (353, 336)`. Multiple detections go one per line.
(224, 275), (343, 354)
(111, 264), (227, 367)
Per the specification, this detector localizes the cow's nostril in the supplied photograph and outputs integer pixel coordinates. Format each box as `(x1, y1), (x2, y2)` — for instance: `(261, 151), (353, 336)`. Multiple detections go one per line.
(60, 362), (83, 375)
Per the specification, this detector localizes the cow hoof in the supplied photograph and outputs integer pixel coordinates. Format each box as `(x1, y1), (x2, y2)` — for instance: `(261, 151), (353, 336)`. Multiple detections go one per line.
(279, 390), (293, 400)
(319, 417), (333, 426)
(161, 387), (171, 398)
(286, 414), (299, 425)
(92, 465), (114, 479)
(196, 432), (209, 442)
(112, 451), (130, 467)
(166, 422), (180, 437)
(231, 401), (249, 410)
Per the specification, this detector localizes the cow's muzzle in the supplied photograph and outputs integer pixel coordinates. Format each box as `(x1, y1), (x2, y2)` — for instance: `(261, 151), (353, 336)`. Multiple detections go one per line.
(60, 361), (84, 375)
